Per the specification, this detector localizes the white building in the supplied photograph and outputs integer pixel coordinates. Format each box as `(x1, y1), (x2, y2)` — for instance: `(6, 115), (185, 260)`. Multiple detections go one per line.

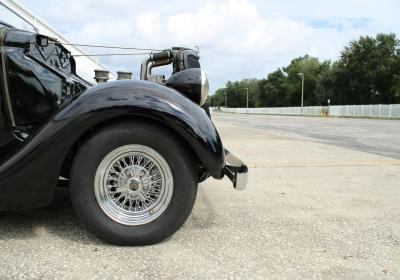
(0, 0), (113, 83)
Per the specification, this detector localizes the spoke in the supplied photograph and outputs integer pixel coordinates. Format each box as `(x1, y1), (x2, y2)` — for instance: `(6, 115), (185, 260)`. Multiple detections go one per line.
(128, 154), (134, 165)
(106, 184), (115, 189)
(123, 157), (130, 168)
(117, 161), (126, 175)
(136, 155), (143, 166)
(111, 194), (120, 201)
(109, 168), (120, 176)
(147, 170), (161, 179)
(138, 156), (146, 167)
(129, 199), (135, 211)
(136, 191), (147, 203)
(148, 163), (157, 173)
(147, 189), (161, 195)
(142, 177), (163, 185)
(107, 175), (118, 185)
(142, 174), (158, 181)
(115, 184), (130, 193)
(116, 160), (123, 170)
(97, 147), (173, 225)
(142, 159), (154, 170)
(111, 166), (128, 181)
(121, 196), (129, 208)
(116, 195), (125, 207)
(133, 167), (141, 178)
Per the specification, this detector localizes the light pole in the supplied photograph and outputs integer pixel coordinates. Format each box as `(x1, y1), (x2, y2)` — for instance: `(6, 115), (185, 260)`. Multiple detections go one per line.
(244, 87), (249, 109)
(298, 72), (304, 112)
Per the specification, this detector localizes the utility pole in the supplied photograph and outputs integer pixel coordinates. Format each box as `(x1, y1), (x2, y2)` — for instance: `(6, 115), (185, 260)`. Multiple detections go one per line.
(298, 72), (304, 112)
(245, 87), (249, 109)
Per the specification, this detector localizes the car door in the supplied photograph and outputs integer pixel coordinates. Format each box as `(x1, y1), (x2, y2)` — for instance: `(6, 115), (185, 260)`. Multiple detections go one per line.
(0, 26), (19, 158)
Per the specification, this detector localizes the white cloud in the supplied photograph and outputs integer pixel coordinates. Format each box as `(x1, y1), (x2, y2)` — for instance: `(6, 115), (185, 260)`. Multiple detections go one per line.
(18, 0), (400, 93)
(136, 12), (162, 41)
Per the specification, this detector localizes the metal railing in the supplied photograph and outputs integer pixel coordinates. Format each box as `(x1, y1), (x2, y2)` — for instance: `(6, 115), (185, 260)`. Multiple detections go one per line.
(216, 104), (400, 118)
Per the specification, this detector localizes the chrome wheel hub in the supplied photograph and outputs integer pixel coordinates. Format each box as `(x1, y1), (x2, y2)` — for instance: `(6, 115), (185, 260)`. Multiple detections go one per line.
(129, 178), (141, 192)
(94, 145), (173, 226)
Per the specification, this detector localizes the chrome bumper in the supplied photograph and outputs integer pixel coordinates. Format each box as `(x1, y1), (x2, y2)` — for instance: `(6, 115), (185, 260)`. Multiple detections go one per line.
(223, 149), (248, 191)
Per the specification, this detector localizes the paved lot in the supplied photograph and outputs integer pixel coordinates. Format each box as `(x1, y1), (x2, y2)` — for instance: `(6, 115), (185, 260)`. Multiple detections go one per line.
(1, 112), (399, 279)
(216, 113), (400, 159)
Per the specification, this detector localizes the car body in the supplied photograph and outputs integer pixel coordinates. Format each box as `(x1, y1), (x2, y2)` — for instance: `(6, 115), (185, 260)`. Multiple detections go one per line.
(0, 22), (247, 244)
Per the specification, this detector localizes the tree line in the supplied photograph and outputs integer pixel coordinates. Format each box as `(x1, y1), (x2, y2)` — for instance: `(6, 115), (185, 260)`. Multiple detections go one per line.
(210, 33), (400, 107)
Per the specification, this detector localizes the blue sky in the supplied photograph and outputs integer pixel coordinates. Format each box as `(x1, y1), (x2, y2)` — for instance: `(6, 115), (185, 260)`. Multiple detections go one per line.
(19, 0), (400, 94)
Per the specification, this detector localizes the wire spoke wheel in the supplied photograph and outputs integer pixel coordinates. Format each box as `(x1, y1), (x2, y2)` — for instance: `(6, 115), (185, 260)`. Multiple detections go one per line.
(70, 122), (197, 245)
(94, 144), (173, 226)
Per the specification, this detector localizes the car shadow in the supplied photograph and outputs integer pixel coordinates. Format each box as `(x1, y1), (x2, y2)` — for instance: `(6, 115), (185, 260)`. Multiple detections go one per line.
(0, 188), (101, 245)
(0, 186), (217, 244)
(186, 187), (217, 230)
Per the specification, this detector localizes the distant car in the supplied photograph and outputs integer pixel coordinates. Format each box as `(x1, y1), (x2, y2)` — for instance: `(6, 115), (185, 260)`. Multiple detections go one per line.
(0, 22), (248, 245)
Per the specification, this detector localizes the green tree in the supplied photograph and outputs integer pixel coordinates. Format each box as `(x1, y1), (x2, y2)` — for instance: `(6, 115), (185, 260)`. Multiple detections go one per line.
(333, 33), (400, 104)
(211, 79), (260, 108)
(258, 69), (287, 107)
(210, 88), (227, 107)
(283, 55), (332, 106)
(211, 33), (400, 107)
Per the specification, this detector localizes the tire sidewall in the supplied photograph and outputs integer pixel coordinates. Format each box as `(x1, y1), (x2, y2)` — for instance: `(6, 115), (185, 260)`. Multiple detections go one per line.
(70, 121), (197, 245)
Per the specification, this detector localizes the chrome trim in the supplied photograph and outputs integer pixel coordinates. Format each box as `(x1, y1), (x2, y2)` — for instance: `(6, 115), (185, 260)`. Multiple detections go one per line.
(140, 56), (151, 80)
(140, 55), (171, 81)
(235, 170), (248, 191)
(200, 70), (209, 106)
(224, 149), (248, 191)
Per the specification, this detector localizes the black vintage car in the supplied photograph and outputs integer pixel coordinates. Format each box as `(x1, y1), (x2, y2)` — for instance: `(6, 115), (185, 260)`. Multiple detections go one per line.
(0, 22), (248, 245)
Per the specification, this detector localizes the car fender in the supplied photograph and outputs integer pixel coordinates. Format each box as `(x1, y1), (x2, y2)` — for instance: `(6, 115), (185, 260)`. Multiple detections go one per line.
(0, 80), (225, 210)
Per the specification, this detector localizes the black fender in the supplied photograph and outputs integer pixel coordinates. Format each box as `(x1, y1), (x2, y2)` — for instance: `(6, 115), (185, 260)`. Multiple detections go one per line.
(0, 80), (225, 210)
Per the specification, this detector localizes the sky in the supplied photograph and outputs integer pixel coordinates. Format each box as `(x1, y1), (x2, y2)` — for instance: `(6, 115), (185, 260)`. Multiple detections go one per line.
(19, 0), (400, 94)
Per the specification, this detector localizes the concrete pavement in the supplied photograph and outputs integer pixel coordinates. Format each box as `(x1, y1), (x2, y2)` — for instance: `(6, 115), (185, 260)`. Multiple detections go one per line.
(0, 112), (399, 279)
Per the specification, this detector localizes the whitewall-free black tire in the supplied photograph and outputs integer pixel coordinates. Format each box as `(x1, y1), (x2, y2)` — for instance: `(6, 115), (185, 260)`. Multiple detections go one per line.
(70, 121), (198, 245)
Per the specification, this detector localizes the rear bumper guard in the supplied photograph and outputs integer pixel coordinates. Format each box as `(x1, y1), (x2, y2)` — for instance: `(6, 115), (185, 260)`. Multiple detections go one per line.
(223, 149), (248, 191)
